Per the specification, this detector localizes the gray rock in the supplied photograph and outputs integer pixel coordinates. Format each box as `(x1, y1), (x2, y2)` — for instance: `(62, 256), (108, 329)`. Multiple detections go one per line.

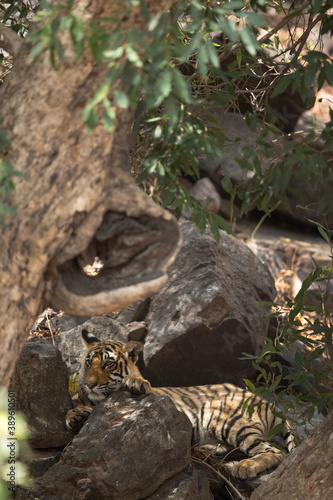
(142, 220), (276, 387)
(28, 391), (193, 500)
(146, 466), (213, 500)
(294, 110), (326, 135)
(49, 314), (89, 333)
(250, 408), (333, 500)
(54, 316), (130, 374)
(247, 242), (286, 281)
(199, 112), (278, 187)
(183, 178), (222, 219)
(9, 343), (73, 449)
(116, 297), (151, 324)
(128, 321), (147, 341)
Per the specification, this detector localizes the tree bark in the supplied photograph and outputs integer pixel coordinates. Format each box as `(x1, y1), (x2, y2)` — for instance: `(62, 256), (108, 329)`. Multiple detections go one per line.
(0, 0), (181, 385)
(0, 22), (24, 57)
(250, 410), (333, 500)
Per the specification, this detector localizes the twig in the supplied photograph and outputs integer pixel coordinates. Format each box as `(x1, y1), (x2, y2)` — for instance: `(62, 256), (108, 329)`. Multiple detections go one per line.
(251, 200), (282, 241)
(46, 311), (55, 346)
(219, 1), (320, 67)
(257, 1), (310, 46)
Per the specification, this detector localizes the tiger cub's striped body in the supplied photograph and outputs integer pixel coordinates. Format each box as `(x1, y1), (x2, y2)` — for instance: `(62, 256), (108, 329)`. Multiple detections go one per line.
(66, 330), (294, 480)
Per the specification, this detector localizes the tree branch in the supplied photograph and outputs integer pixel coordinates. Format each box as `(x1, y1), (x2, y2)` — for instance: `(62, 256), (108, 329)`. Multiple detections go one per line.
(0, 22), (25, 57)
(257, 1), (311, 46)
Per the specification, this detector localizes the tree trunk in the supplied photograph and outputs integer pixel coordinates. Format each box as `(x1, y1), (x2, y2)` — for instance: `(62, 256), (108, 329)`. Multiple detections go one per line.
(0, 1), (181, 386)
(250, 410), (333, 500)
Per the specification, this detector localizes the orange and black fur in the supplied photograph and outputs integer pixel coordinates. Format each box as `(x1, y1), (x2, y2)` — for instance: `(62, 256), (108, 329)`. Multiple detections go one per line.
(66, 329), (294, 479)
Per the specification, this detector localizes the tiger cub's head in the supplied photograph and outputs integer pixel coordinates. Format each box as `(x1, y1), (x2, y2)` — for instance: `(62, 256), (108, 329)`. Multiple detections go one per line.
(78, 329), (143, 405)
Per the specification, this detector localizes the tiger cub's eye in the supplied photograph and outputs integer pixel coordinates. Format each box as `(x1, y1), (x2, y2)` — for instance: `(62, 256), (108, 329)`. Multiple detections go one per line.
(104, 360), (116, 369)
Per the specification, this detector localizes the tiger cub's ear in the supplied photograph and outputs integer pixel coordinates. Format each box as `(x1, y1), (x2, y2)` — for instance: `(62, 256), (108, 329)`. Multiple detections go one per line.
(82, 329), (101, 348)
(123, 341), (143, 363)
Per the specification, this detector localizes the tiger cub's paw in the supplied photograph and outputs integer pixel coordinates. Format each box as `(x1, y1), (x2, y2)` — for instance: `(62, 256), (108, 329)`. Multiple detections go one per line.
(225, 459), (260, 480)
(66, 406), (92, 432)
(123, 375), (154, 395)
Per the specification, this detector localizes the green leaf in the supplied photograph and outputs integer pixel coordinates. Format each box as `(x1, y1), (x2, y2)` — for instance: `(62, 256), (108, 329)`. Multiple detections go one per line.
(164, 96), (179, 129)
(317, 397), (327, 415)
(271, 408), (287, 420)
(162, 187), (176, 207)
(305, 218), (330, 242)
(113, 89), (129, 109)
(0, 130), (9, 151)
(245, 111), (257, 132)
(136, 168), (151, 184)
(147, 12), (163, 32)
(178, 33), (201, 62)
(294, 350), (304, 372)
(268, 422), (285, 438)
(206, 38), (220, 68)
(94, 83), (109, 103)
(240, 26), (259, 57)
(221, 176), (233, 195)
(102, 99), (116, 131)
(68, 373), (80, 397)
(270, 74), (294, 98)
(209, 213), (221, 244)
(323, 60), (333, 86)
(28, 41), (45, 60)
(82, 105), (99, 133)
(192, 208), (207, 235)
(104, 46), (124, 60)
(154, 69), (173, 106)
(316, 189), (333, 215)
(216, 16), (238, 43)
(125, 45), (143, 67)
(197, 43), (209, 76)
(241, 396), (252, 414)
(172, 68), (192, 103)
(243, 379), (256, 392)
(307, 406), (315, 421)
(209, 213), (235, 236)
(105, 63), (121, 85)
(71, 16), (85, 43)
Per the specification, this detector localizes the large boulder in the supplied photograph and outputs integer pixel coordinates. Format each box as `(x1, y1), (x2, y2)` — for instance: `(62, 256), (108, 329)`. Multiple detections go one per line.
(9, 342), (73, 449)
(141, 220), (276, 387)
(27, 391), (193, 500)
(250, 409), (333, 500)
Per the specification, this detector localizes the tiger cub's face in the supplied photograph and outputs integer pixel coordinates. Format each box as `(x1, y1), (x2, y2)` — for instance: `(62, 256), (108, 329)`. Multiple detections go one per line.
(79, 329), (143, 405)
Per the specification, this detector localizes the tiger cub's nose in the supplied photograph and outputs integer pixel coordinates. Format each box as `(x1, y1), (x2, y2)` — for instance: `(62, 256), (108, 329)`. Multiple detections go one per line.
(86, 383), (97, 389)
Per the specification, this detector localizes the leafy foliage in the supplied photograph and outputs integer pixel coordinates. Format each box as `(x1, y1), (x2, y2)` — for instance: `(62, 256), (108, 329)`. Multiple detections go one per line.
(23, 0), (332, 238)
(242, 234), (333, 440)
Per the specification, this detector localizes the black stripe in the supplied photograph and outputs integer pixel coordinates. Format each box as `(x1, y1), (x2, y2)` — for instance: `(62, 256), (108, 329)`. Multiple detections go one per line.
(223, 413), (244, 442)
(245, 438), (265, 455)
(221, 393), (247, 442)
(235, 427), (260, 447)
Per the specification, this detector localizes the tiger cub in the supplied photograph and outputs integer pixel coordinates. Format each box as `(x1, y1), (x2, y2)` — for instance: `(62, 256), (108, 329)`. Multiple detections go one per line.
(66, 329), (294, 480)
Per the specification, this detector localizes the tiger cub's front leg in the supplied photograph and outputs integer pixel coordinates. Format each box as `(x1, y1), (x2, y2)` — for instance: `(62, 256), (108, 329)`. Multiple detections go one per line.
(66, 406), (92, 432)
(123, 375), (156, 395)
